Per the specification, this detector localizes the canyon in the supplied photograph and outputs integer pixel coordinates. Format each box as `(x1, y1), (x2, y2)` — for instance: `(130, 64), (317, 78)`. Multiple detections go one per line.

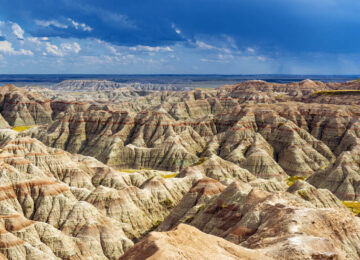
(0, 79), (359, 259)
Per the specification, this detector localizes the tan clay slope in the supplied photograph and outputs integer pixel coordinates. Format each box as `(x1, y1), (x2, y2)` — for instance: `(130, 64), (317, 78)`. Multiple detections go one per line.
(0, 129), (195, 259)
(120, 224), (274, 260)
(157, 178), (360, 260)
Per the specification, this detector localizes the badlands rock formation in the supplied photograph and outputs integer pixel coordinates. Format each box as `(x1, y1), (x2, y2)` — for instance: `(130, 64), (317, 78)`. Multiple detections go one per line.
(0, 79), (359, 259)
(0, 129), (193, 259)
(51, 79), (193, 92)
(158, 179), (360, 259)
(120, 224), (273, 260)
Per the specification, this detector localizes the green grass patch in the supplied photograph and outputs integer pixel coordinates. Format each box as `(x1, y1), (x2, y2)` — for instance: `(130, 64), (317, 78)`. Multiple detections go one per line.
(161, 173), (178, 179)
(12, 126), (33, 132)
(342, 201), (360, 216)
(311, 90), (360, 96)
(287, 176), (306, 187)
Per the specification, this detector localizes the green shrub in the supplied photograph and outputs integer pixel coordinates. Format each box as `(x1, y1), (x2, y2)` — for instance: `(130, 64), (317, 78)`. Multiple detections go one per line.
(287, 176), (306, 186)
(342, 201), (360, 216)
(160, 198), (173, 209)
(311, 90), (360, 96)
(194, 157), (206, 166)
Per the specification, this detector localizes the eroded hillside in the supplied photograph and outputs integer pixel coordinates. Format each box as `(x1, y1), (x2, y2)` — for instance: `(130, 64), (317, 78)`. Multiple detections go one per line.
(0, 79), (359, 259)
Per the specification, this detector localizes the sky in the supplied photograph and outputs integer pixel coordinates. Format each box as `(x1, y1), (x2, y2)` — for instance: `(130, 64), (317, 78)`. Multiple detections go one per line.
(0, 0), (360, 74)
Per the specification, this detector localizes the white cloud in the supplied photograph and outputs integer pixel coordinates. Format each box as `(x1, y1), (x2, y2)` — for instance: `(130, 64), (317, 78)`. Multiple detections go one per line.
(46, 42), (81, 56)
(36, 18), (92, 32)
(11, 23), (24, 40)
(196, 40), (216, 50)
(28, 37), (41, 45)
(61, 42), (81, 53)
(129, 45), (173, 52)
(195, 40), (232, 54)
(18, 49), (34, 56)
(218, 54), (234, 60)
(224, 35), (238, 49)
(27, 36), (48, 44)
(200, 54), (233, 63)
(0, 41), (33, 55)
(35, 20), (68, 29)
(257, 56), (267, 61)
(171, 24), (181, 35)
(45, 42), (64, 56)
(0, 41), (17, 53)
(0, 21), (4, 27)
(247, 47), (255, 53)
(68, 19), (92, 32)
(107, 45), (122, 56)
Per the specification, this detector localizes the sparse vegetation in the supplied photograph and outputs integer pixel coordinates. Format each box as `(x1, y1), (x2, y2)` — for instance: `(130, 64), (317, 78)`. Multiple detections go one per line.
(194, 157), (206, 166)
(143, 219), (163, 235)
(311, 90), (360, 96)
(12, 126), (32, 132)
(274, 94), (285, 100)
(198, 204), (206, 211)
(342, 201), (360, 216)
(160, 198), (173, 209)
(185, 216), (195, 223)
(278, 122), (285, 128)
(161, 173), (178, 178)
(287, 176), (306, 186)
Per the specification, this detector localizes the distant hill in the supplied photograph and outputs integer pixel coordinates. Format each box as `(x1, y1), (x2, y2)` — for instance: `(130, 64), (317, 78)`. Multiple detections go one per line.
(51, 79), (193, 92)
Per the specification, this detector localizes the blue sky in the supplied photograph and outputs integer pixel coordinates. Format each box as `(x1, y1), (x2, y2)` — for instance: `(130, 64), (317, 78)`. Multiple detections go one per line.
(0, 0), (360, 74)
